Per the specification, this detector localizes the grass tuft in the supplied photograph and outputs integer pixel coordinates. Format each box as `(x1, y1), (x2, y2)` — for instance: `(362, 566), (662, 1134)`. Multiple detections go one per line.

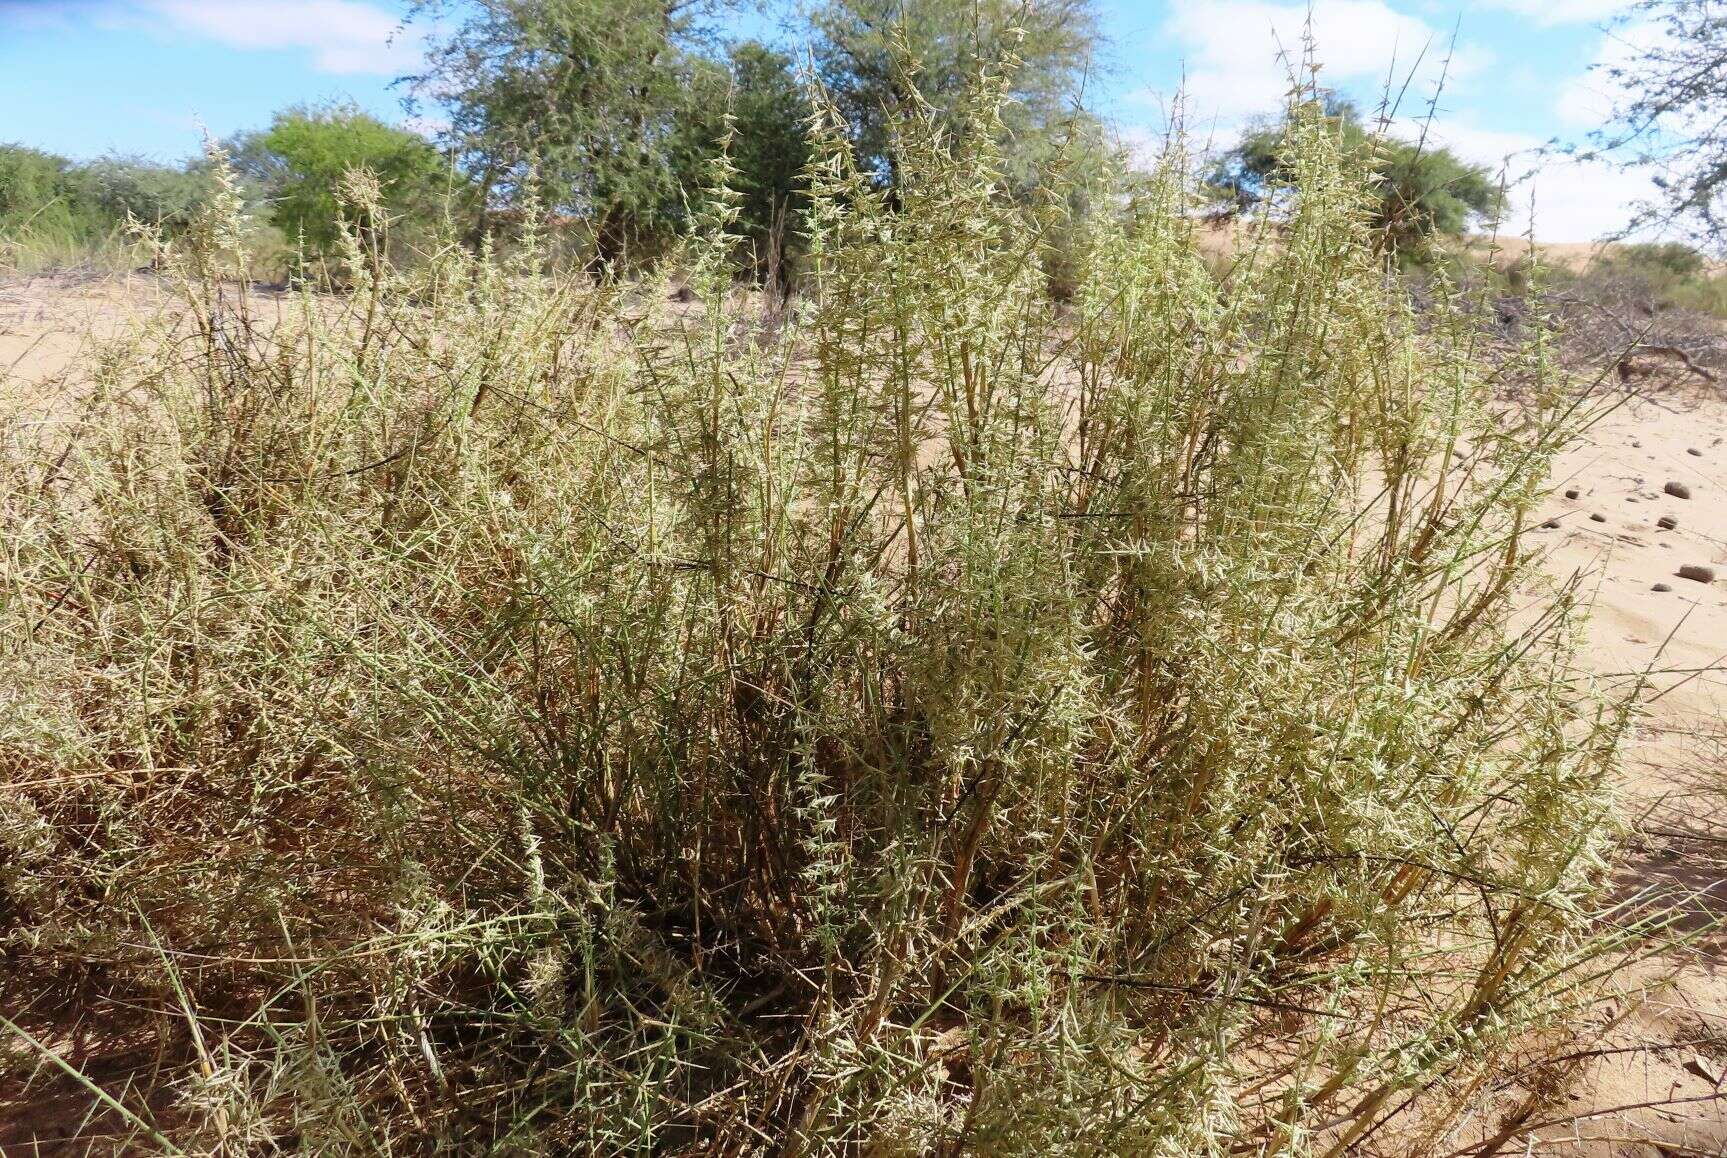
(0, 83), (1631, 1153)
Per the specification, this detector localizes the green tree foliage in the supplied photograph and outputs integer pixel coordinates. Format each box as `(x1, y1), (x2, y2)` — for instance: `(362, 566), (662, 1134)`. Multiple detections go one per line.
(1602, 240), (1709, 279)
(1, 147), (210, 239)
(806, 0), (1111, 301)
(1592, 240), (1727, 317)
(0, 144), (210, 269)
(1210, 97), (1505, 256)
(408, 0), (739, 265)
(663, 40), (814, 279)
(722, 41), (813, 277)
(86, 159), (209, 235)
(230, 105), (453, 264)
(0, 146), (84, 233)
(808, 0), (1104, 191)
(409, 0), (1103, 271)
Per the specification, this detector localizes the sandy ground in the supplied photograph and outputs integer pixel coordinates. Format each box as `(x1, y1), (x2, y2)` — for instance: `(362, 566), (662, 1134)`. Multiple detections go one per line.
(0, 268), (168, 386)
(3, 270), (1727, 1154)
(1512, 381), (1727, 1157)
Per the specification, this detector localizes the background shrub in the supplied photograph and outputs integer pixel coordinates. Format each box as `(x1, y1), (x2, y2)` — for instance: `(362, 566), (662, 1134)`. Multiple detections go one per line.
(0, 145), (92, 236)
(1209, 95), (1506, 260)
(1592, 241), (1727, 316)
(0, 144), (212, 272)
(77, 156), (211, 235)
(228, 104), (458, 271)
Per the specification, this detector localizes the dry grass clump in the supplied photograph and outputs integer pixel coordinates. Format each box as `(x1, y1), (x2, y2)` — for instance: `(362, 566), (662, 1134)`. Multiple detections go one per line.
(0, 88), (1630, 1153)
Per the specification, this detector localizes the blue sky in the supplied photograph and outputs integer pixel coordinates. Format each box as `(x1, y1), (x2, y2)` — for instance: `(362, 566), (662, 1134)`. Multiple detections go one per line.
(0, 0), (1659, 240)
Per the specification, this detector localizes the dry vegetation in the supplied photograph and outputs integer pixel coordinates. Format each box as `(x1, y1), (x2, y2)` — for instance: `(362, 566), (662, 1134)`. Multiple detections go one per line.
(0, 87), (1688, 1153)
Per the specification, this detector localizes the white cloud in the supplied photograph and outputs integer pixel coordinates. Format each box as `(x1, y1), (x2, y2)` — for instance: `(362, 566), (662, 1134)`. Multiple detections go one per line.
(1501, 14), (1683, 239)
(1386, 116), (1658, 242)
(141, 0), (423, 76)
(1139, 0), (1659, 243)
(1151, 0), (1485, 131)
(1475, 0), (1632, 27)
(1490, 153), (1658, 242)
(1551, 16), (1673, 131)
(1554, 69), (1617, 131)
(1416, 121), (1540, 168)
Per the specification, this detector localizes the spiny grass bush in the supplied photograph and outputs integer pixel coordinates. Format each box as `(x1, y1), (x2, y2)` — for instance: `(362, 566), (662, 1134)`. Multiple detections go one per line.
(0, 85), (1631, 1153)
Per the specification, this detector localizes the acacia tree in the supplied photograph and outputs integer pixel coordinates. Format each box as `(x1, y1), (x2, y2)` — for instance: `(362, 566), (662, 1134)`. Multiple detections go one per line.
(808, 0), (1105, 191)
(720, 41), (814, 276)
(405, 0), (1107, 272)
(408, 1), (814, 269)
(407, 0), (740, 264)
(1209, 97), (1505, 257)
(1593, 0), (1727, 250)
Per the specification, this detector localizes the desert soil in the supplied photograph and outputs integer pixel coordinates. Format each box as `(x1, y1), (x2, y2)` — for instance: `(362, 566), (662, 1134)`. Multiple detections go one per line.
(3, 269), (1726, 1155)
(1515, 379), (1727, 1156)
